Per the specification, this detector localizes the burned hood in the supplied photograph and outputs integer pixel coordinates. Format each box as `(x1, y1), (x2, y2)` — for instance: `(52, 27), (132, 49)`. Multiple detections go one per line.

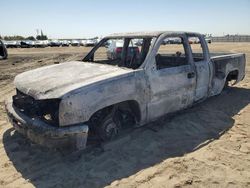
(14, 61), (134, 99)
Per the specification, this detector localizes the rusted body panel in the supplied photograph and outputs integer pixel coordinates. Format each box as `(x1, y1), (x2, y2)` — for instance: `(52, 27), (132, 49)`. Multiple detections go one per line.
(5, 31), (246, 149)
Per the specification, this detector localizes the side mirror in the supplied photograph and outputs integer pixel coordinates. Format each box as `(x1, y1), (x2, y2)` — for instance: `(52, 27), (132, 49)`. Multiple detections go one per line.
(0, 40), (8, 60)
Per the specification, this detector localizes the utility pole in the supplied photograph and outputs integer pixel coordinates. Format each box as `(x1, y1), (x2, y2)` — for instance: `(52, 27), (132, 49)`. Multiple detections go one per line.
(36, 29), (39, 37)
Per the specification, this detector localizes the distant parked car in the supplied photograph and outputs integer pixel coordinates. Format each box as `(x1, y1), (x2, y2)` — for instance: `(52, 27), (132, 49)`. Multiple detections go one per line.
(34, 40), (48, 48)
(80, 40), (86, 46)
(84, 39), (96, 47)
(49, 40), (61, 47)
(107, 40), (140, 60)
(61, 40), (70, 47)
(134, 39), (143, 46)
(162, 38), (170, 45)
(4, 40), (20, 48)
(205, 38), (212, 44)
(96, 37), (102, 43)
(188, 37), (200, 44)
(71, 40), (80, 46)
(20, 40), (35, 48)
(163, 37), (182, 44)
(0, 40), (8, 59)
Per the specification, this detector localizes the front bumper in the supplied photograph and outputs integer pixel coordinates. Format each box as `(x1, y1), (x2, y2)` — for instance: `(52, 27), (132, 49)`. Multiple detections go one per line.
(5, 98), (89, 150)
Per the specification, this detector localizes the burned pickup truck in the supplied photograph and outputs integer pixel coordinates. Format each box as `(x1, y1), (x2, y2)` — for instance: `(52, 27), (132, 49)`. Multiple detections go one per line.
(5, 31), (246, 150)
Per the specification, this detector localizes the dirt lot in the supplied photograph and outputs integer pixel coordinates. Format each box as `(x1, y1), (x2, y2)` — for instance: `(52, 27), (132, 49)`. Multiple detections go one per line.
(0, 43), (249, 188)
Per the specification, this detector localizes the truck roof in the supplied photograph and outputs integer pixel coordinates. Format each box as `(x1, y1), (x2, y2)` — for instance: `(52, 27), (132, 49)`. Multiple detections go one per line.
(107, 31), (201, 38)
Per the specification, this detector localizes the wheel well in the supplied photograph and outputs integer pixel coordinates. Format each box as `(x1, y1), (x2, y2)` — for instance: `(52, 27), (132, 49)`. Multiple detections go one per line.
(226, 70), (238, 82)
(89, 100), (141, 125)
(126, 100), (141, 122)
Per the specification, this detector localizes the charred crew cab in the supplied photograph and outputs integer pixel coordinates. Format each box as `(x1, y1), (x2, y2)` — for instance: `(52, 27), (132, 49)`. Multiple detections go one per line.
(5, 31), (246, 150)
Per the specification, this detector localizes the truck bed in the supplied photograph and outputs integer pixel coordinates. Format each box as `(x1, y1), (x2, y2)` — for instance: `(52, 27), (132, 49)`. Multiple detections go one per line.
(210, 53), (245, 83)
(193, 52), (245, 96)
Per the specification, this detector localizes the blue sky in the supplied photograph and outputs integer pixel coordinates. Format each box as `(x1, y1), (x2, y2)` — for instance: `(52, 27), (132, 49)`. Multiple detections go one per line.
(1, 0), (250, 38)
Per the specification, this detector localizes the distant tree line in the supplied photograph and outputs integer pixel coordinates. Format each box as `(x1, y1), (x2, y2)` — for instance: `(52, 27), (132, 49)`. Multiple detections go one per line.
(0, 33), (48, 41)
(36, 35), (48, 40)
(1, 35), (25, 40)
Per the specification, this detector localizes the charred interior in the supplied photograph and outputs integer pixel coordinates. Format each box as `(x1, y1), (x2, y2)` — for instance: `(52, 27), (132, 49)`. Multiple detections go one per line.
(13, 90), (60, 126)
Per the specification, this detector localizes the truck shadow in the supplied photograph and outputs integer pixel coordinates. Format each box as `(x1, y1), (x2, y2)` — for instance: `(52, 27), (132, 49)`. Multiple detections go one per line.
(3, 87), (250, 188)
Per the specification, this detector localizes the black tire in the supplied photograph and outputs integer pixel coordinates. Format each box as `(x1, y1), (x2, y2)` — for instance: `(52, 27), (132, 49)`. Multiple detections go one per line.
(97, 112), (121, 141)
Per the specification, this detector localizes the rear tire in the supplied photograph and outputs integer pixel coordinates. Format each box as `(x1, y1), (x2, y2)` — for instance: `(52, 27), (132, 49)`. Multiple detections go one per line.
(223, 79), (237, 91)
(223, 80), (229, 89)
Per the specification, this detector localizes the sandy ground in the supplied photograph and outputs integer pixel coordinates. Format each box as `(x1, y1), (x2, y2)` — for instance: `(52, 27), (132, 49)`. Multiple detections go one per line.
(0, 43), (249, 188)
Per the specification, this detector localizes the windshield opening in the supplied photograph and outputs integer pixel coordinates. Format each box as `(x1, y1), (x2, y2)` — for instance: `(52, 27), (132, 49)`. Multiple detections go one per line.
(83, 37), (154, 69)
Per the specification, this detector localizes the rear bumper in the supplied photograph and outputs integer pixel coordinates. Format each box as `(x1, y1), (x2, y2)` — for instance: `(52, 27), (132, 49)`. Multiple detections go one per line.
(5, 98), (89, 150)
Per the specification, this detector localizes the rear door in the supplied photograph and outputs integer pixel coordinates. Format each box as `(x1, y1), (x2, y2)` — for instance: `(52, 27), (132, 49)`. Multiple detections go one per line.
(187, 34), (210, 101)
(146, 34), (196, 121)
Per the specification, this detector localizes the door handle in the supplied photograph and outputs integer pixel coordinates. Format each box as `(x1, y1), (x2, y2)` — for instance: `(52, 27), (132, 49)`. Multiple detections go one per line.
(187, 72), (195, 79)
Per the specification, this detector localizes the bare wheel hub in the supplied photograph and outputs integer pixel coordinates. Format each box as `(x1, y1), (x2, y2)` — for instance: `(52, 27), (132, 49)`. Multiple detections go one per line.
(105, 121), (118, 139)
(98, 113), (121, 141)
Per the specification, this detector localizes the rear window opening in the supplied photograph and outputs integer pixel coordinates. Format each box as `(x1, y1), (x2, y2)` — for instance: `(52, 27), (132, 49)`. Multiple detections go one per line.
(188, 36), (205, 62)
(156, 37), (188, 70)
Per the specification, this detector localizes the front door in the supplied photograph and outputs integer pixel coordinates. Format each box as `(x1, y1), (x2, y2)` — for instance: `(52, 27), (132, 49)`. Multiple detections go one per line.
(147, 35), (196, 121)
